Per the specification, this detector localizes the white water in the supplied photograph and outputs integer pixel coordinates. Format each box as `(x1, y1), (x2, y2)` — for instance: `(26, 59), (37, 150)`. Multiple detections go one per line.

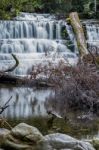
(85, 21), (99, 49)
(0, 12), (78, 76)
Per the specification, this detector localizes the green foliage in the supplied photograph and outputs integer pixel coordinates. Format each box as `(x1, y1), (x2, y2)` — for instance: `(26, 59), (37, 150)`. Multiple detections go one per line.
(0, 0), (98, 19)
(0, 0), (44, 19)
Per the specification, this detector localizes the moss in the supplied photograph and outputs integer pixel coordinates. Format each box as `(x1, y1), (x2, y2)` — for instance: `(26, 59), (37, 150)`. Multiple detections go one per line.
(92, 139), (99, 150)
(66, 18), (71, 24)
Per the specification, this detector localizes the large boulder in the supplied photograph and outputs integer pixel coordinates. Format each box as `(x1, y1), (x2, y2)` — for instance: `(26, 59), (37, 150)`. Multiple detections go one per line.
(38, 133), (95, 150)
(2, 123), (44, 150)
(11, 123), (43, 142)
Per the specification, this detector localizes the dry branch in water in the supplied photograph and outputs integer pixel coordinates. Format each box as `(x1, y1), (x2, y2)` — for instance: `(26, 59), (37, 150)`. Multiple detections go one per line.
(0, 96), (12, 129)
(3, 54), (19, 73)
(44, 59), (99, 117)
(30, 53), (99, 116)
(0, 96), (12, 114)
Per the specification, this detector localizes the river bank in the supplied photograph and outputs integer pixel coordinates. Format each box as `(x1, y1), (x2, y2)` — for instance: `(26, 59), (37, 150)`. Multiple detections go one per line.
(0, 123), (97, 150)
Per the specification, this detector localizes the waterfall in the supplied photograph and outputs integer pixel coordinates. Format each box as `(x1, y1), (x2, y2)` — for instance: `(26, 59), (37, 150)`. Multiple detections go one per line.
(84, 21), (99, 51)
(0, 13), (78, 76)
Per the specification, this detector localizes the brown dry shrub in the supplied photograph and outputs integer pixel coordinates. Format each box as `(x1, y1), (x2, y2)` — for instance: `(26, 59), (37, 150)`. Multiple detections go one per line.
(31, 55), (99, 115)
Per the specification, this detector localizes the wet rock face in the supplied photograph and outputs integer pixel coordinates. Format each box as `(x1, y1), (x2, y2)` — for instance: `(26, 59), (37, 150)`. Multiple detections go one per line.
(0, 123), (95, 150)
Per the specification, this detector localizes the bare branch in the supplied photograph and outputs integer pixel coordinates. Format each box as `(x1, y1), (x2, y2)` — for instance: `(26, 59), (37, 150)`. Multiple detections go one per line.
(0, 96), (12, 114)
(4, 54), (19, 72)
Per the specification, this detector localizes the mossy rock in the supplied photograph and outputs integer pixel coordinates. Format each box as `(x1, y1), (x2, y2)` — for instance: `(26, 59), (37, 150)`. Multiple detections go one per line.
(92, 138), (99, 150)
(66, 18), (71, 24)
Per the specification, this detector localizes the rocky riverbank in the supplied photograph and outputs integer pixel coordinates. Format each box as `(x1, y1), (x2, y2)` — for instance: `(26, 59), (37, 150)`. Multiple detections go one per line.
(0, 123), (98, 150)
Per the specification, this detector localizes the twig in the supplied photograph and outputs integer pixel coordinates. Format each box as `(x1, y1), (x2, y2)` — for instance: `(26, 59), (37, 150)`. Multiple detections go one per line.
(0, 116), (12, 129)
(0, 96), (12, 114)
(88, 48), (99, 69)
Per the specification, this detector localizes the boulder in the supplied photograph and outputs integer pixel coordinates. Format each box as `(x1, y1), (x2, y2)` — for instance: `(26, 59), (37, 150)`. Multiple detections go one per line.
(11, 123), (43, 142)
(0, 128), (10, 146)
(40, 133), (95, 150)
(92, 138), (99, 150)
(2, 123), (44, 150)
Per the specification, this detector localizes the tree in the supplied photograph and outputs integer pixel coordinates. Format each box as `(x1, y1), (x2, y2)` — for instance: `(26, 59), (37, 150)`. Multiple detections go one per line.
(94, 0), (97, 12)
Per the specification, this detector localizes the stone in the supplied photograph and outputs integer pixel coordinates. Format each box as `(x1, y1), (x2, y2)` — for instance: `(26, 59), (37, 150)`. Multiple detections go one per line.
(92, 138), (99, 149)
(2, 123), (44, 150)
(42, 133), (95, 150)
(0, 128), (10, 146)
(11, 123), (43, 142)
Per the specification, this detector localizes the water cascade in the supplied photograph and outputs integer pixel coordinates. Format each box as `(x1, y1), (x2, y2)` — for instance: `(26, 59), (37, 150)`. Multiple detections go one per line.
(84, 21), (99, 51)
(0, 13), (78, 76)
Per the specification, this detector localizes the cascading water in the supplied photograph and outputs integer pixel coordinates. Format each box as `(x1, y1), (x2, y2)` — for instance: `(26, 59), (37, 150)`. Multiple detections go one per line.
(84, 21), (99, 51)
(0, 12), (78, 76)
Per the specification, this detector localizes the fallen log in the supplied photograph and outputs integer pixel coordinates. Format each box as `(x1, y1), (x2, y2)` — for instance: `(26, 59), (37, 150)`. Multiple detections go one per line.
(69, 12), (88, 57)
(0, 53), (54, 87)
(0, 73), (24, 85)
(0, 72), (54, 87)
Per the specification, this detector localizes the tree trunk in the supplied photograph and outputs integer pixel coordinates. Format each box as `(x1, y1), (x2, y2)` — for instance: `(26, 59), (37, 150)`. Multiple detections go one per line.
(69, 12), (88, 57)
(0, 54), (53, 87)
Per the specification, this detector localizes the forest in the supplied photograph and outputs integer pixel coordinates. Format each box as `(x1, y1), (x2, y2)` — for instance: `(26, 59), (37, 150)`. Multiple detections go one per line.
(0, 0), (99, 19)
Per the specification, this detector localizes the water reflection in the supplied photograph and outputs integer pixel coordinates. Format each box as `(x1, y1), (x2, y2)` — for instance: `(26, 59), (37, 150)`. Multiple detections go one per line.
(0, 87), (53, 118)
(0, 87), (99, 140)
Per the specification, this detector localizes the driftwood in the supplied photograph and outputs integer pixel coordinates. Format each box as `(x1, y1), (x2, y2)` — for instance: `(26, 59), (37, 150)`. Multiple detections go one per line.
(0, 96), (12, 114)
(0, 73), (53, 87)
(69, 12), (88, 57)
(4, 54), (19, 73)
(0, 53), (54, 87)
(0, 53), (22, 85)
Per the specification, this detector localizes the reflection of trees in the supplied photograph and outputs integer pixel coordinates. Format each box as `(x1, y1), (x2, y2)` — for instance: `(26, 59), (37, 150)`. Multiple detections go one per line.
(45, 94), (65, 118)
(94, 0), (97, 12)
(30, 97), (38, 113)
(0, 88), (51, 118)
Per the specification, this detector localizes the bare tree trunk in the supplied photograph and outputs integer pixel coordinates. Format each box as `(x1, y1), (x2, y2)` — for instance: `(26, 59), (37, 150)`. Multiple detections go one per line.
(69, 12), (88, 57)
